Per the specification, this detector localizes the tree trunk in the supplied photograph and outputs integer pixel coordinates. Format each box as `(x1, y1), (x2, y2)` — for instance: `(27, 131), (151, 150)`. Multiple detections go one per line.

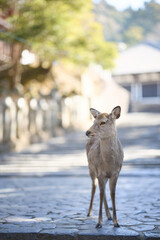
(9, 42), (23, 91)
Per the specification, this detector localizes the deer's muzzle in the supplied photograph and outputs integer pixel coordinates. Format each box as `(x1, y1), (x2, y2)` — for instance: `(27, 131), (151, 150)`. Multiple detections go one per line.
(86, 130), (91, 137)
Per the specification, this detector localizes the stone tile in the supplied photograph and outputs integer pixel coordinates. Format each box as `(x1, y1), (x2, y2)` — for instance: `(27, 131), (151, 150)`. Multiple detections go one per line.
(119, 218), (142, 227)
(0, 114), (160, 239)
(130, 224), (155, 232)
(40, 228), (78, 235)
(0, 224), (42, 233)
(144, 231), (160, 239)
(78, 226), (140, 239)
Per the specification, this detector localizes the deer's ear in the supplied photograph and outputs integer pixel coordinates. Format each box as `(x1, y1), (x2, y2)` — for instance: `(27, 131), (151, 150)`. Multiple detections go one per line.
(90, 108), (100, 119)
(111, 106), (121, 119)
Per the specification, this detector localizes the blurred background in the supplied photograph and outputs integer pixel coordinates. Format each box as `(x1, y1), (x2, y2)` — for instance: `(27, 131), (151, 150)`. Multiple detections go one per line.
(0, 0), (160, 151)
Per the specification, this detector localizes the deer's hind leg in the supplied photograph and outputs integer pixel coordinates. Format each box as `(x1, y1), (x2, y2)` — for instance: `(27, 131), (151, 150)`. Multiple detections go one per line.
(87, 177), (97, 217)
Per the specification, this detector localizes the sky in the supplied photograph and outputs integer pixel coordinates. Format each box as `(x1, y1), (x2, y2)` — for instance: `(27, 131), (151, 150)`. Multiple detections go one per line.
(94, 0), (160, 11)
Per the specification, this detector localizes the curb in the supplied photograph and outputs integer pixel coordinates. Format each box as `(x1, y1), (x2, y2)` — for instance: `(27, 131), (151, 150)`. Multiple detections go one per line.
(0, 231), (159, 240)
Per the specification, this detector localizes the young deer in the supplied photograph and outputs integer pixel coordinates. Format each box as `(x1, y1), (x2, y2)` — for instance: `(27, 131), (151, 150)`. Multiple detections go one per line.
(86, 106), (123, 228)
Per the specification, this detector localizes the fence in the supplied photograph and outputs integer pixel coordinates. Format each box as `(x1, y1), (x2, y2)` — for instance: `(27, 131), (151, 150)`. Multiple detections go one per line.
(0, 95), (90, 152)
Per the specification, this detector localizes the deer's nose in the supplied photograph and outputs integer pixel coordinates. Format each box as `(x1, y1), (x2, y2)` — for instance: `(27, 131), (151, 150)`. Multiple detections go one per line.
(86, 130), (91, 136)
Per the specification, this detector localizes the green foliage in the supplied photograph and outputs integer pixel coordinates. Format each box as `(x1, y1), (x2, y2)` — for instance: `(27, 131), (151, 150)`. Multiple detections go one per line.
(123, 0), (160, 40)
(123, 26), (144, 45)
(93, 0), (160, 45)
(0, 0), (117, 69)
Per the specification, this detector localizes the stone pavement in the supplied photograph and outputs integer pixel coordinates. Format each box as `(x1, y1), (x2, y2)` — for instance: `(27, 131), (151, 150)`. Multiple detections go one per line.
(0, 113), (160, 240)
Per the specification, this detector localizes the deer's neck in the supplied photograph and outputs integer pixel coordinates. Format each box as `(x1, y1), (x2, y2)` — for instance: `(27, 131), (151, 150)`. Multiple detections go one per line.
(100, 134), (118, 160)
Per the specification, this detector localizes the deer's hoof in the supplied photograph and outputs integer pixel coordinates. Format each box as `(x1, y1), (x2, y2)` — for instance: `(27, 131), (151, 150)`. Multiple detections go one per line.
(96, 223), (102, 228)
(114, 223), (120, 228)
(87, 213), (91, 217)
(108, 216), (112, 220)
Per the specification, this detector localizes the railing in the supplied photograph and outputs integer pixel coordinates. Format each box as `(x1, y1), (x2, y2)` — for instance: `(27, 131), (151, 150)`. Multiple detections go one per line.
(0, 95), (90, 152)
(0, 96), (62, 151)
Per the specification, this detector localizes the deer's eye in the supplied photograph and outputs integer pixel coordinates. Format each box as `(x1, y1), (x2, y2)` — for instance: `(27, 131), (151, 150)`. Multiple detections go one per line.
(100, 121), (106, 125)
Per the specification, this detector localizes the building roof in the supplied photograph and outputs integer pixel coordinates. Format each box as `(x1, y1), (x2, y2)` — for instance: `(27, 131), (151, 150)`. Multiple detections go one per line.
(113, 43), (160, 75)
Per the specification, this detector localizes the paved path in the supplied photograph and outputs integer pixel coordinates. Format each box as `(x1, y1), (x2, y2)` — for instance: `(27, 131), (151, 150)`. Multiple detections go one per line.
(0, 113), (160, 239)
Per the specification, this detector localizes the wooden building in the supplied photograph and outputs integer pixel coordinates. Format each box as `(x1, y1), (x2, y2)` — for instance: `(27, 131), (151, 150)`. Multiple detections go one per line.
(112, 43), (160, 112)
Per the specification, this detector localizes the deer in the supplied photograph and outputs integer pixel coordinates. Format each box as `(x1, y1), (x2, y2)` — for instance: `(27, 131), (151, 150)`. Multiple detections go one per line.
(86, 106), (124, 228)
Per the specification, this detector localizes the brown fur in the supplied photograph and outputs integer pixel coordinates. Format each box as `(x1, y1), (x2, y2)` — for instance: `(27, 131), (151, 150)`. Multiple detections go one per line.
(86, 106), (124, 228)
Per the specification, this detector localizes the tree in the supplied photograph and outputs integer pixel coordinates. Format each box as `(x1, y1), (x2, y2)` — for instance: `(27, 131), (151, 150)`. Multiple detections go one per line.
(0, 0), (117, 93)
(123, 26), (144, 46)
(93, 0), (160, 46)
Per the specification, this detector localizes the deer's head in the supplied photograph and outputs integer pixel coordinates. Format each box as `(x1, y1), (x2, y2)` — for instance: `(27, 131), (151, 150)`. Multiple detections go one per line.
(86, 106), (121, 139)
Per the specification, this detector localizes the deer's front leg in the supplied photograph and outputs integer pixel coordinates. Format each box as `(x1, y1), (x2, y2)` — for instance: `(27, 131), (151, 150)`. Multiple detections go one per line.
(87, 178), (97, 217)
(96, 178), (105, 228)
(109, 176), (120, 227)
(104, 192), (112, 220)
(103, 178), (112, 220)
